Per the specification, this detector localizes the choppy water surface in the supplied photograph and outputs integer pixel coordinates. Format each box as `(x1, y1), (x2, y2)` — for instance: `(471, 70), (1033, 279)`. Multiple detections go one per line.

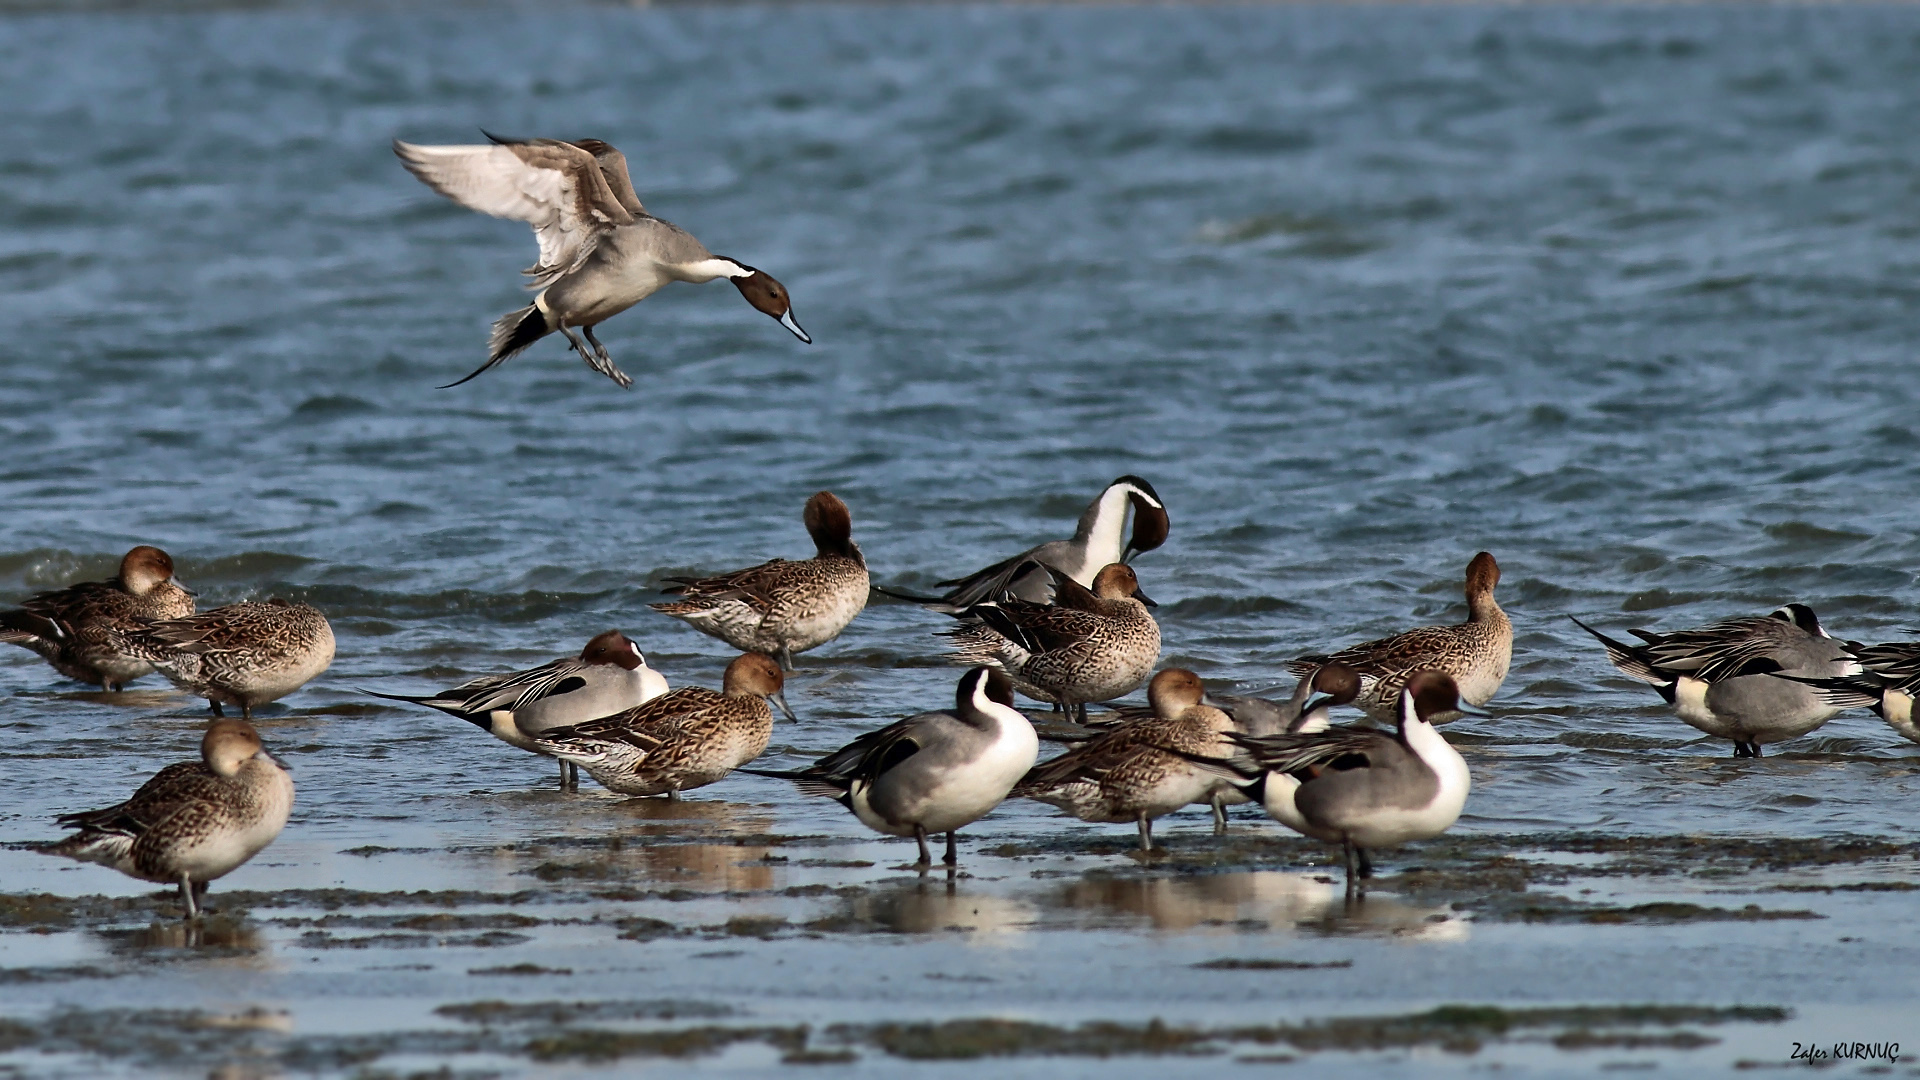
(2, 3), (1920, 1076)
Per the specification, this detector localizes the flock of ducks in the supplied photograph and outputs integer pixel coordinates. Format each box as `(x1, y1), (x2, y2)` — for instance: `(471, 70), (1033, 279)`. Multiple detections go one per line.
(6, 133), (1907, 918)
(18, 471), (1905, 915)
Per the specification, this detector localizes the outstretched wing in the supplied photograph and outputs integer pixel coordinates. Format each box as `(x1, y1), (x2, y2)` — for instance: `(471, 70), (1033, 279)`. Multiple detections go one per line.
(568, 138), (645, 217)
(393, 136), (636, 287)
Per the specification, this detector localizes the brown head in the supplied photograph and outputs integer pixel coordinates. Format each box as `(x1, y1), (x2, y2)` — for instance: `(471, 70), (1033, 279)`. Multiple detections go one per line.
(729, 265), (810, 344)
(581, 630), (645, 671)
(1402, 669), (1483, 728)
(119, 546), (179, 597)
(722, 652), (793, 721)
(1464, 552), (1500, 599)
(1112, 477), (1169, 563)
(202, 718), (264, 778)
(802, 491), (862, 562)
(1306, 663), (1362, 708)
(1146, 668), (1206, 717)
(956, 666), (1018, 714)
(1090, 563), (1156, 607)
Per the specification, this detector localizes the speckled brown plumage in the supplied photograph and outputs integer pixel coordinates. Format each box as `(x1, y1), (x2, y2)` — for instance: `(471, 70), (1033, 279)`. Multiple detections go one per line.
(1012, 669), (1231, 850)
(946, 563), (1160, 717)
(41, 719), (293, 918)
(1288, 552), (1510, 722)
(0, 546), (195, 690)
(651, 492), (868, 669)
(529, 653), (784, 797)
(120, 599), (335, 718)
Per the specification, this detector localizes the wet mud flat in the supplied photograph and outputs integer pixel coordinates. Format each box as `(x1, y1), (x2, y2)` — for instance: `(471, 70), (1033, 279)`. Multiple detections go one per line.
(0, 804), (1915, 1078)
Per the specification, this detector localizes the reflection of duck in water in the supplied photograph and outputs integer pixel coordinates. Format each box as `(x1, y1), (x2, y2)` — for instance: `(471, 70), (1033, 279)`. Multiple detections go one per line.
(1054, 869), (1467, 939)
(838, 879), (1036, 938)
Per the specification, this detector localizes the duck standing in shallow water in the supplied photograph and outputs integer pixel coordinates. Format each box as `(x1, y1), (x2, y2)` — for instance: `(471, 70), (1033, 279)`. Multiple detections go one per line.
(946, 563), (1159, 722)
(1572, 603), (1860, 757)
(121, 599), (334, 719)
(744, 667), (1038, 869)
(1207, 670), (1477, 897)
(365, 630), (668, 790)
(394, 134), (808, 389)
(1013, 668), (1233, 852)
(879, 476), (1170, 611)
(1, 546), (195, 691)
(651, 491), (868, 671)
(40, 719), (294, 918)
(528, 652), (787, 798)
(1289, 552), (1511, 722)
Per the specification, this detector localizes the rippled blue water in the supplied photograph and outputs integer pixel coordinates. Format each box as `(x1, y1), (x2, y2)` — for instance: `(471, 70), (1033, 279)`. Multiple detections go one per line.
(1, 5), (1918, 1073)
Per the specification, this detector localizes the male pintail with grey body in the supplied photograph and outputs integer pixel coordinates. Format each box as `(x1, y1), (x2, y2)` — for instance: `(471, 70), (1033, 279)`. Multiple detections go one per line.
(651, 492), (868, 672)
(1572, 604), (1861, 757)
(1288, 552), (1511, 722)
(878, 477), (1169, 612)
(120, 599), (335, 719)
(1012, 669), (1232, 852)
(946, 563), (1159, 723)
(365, 630), (668, 789)
(528, 653), (786, 799)
(1775, 639), (1920, 746)
(742, 667), (1038, 869)
(1198, 670), (1477, 897)
(394, 134), (808, 389)
(40, 719), (293, 919)
(1, 546), (195, 691)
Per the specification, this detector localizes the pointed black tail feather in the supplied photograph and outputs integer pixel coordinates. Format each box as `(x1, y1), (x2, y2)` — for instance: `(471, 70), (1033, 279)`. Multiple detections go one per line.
(441, 305), (549, 388)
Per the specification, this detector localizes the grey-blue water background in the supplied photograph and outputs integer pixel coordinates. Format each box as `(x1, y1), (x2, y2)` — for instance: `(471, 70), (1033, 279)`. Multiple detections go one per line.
(1, 4), (1917, 1077)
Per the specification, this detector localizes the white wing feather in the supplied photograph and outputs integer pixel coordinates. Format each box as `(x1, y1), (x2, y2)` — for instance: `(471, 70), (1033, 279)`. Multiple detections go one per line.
(393, 140), (634, 288)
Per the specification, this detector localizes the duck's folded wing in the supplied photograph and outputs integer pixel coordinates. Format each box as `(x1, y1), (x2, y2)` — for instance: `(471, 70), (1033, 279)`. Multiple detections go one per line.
(393, 138), (634, 286)
(657, 559), (791, 611)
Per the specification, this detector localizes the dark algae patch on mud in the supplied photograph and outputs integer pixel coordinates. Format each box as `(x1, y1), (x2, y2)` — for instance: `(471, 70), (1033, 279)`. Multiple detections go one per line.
(1193, 958), (1354, 970)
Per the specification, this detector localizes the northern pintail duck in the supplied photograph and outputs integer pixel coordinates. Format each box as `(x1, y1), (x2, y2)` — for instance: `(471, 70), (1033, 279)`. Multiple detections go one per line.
(1086, 663), (1363, 832)
(879, 477), (1169, 611)
(1, 546), (195, 691)
(1779, 640), (1920, 745)
(122, 599), (335, 719)
(650, 491), (868, 670)
(1288, 552), (1511, 722)
(946, 563), (1160, 722)
(1012, 668), (1233, 852)
(1207, 670), (1477, 897)
(527, 652), (786, 798)
(40, 719), (293, 918)
(394, 134), (808, 389)
(366, 630), (668, 789)
(1572, 604), (1860, 757)
(743, 667), (1038, 868)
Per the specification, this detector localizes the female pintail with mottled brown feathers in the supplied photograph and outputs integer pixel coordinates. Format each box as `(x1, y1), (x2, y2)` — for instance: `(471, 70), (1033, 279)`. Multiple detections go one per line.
(1, 546), (195, 691)
(1012, 669), (1233, 852)
(121, 599), (335, 719)
(742, 667), (1039, 869)
(878, 476), (1170, 612)
(394, 134), (808, 389)
(40, 719), (294, 919)
(651, 492), (869, 671)
(365, 630), (669, 790)
(1200, 670), (1478, 897)
(945, 563), (1160, 723)
(1288, 552), (1510, 723)
(528, 653), (788, 799)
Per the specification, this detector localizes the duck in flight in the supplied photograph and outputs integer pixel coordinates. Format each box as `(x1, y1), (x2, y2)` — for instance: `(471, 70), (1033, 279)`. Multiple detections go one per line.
(394, 133), (809, 389)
